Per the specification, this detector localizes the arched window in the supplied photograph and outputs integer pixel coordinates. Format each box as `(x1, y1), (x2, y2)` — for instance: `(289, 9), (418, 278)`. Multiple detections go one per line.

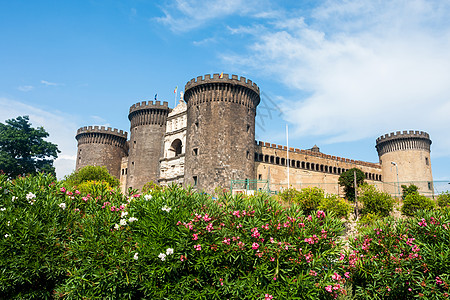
(265, 155), (269, 163)
(169, 139), (183, 158)
(281, 158), (285, 165)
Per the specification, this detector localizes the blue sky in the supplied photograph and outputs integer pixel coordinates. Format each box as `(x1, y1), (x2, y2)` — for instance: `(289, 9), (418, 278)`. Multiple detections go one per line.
(1, 0), (450, 182)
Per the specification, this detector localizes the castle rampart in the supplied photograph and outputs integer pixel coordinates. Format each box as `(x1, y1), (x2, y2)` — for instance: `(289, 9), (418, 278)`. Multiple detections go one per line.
(75, 126), (128, 178)
(376, 130), (433, 196)
(184, 73), (260, 193)
(126, 101), (170, 190)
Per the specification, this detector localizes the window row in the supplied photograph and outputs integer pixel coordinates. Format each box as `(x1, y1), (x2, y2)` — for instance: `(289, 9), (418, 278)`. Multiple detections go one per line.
(255, 153), (382, 181)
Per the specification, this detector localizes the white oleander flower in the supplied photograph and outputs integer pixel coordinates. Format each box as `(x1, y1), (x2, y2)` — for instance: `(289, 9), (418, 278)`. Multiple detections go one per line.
(144, 194), (152, 200)
(59, 203), (66, 210)
(4, 234), (9, 238)
(166, 248), (174, 255)
(120, 219), (127, 226)
(26, 192), (36, 200)
(11, 196), (16, 202)
(128, 217), (138, 223)
(114, 223), (120, 230)
(133, 252), (139, 260)
(158, 253), (166, 261)
(121, 211), (128, 218)
(0, 207), (5, 211)
(162, 205), (171, 212)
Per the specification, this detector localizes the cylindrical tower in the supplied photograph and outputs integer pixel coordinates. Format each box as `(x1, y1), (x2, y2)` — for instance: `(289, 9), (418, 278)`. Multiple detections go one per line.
(75, 126), (128, 178)
(126, 100), (170, 190)
(376, 130), (433, 196)
(184, 73), (260, 193)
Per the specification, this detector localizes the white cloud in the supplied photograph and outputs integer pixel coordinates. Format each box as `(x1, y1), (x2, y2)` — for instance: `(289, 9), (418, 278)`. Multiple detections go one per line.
(41, 80), (61, 86)
(222, 0), (450, 157)
(17, 85), (34, 92)
(0, 97), (78, 179)
(155, 0), (273, 32)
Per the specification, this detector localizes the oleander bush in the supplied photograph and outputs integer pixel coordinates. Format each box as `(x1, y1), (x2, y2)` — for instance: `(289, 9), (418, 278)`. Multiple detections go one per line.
(318, 194), (353, 219)
(2, 173), (449, 299)
(347, 210), (450, 299)
(292, 187), (325, 214)
(1, 174), (349, 299)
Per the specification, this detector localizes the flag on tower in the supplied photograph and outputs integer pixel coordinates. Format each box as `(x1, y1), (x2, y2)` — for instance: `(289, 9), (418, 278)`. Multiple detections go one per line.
(219, 72), (224, 78)
(154, 94), (157, 100)
(174, 86), (178, 94)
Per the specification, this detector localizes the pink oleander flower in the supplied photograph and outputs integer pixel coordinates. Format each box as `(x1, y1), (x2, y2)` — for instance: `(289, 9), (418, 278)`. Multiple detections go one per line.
(110, 206), (116, 212)
(307, 215), (312, 221)
(66, 191), (73, 196)
(264, 294), (273, 300)
(222, 238), (231, 245)
(192, 233), (198, 240)
(194, 244), (201, 251)
(133, 194), (140, 198)
(309, 270), (317, 276)
(436, 276), (444, 285)
(202, 214), (212, 222)
(317, 210), (325, 218)
(344, 272), (350, 278)
(270, 257), (275, 262)
(340, 253), (345, 261)
(325, 285), (332, 292)
(331, 272), (342, 281)
(60, 187), (66, 193)
(252, 242), (259, 250)
(418, 218), (427, 227)
(75, 190), (80, 195)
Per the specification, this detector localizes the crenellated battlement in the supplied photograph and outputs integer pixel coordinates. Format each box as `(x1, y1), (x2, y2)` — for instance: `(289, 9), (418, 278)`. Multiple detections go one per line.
(376, 130), (430, 144)
(76, 126), (127, 139)
(185, 73), (260, 95)
(129, 100), (170, 114)
(376, 130), (431, 156)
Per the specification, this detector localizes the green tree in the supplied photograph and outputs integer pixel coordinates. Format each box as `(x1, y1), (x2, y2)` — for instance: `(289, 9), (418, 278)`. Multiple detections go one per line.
(338, 168), (365, 201)
(63, 165), (119, 189)
(0, 116), (59, 178)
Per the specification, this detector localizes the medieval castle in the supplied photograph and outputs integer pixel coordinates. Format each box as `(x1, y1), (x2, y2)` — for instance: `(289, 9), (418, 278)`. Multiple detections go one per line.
(75, 73), (433, 196)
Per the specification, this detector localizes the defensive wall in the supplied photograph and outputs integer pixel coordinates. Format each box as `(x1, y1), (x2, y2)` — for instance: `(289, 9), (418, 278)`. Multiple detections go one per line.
(254, 141), (382, 195)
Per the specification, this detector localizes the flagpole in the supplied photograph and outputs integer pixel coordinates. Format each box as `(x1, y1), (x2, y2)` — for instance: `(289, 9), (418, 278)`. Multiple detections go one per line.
(286, 124), (289, 188)
(174, 87), (178, 108)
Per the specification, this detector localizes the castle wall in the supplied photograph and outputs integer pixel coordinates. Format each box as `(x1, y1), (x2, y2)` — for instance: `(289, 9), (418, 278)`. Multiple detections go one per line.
(75, 126), (128, 179)
(126, 101), (169, 191)
(119, 156), (128, 192)
(184, 74), (260, 193)
(255, 142), (382, 195)
(376, 131), (433, 196)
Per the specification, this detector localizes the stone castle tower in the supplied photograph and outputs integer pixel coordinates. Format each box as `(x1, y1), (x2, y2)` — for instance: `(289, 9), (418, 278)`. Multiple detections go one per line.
(376, 130), (433, 196)
(126, 101), (170, 191)
(75, 126), (128, 178)
(183, 74), (260, 192)
(75, 73), (434, 196)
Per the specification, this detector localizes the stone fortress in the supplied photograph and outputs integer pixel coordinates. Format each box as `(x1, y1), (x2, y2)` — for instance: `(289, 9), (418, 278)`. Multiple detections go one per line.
(75, 73), (433, 196)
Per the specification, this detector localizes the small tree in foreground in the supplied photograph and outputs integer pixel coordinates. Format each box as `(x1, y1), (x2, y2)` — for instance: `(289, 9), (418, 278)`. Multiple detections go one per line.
(63, 165), (119, 189)
(0, 116), (60, 177)
(338, 168), (365, 201)
(358, 184), (394, 217)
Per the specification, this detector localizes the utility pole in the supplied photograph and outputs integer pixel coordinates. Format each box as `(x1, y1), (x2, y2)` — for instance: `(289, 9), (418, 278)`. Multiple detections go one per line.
(354, 169), (358, 219)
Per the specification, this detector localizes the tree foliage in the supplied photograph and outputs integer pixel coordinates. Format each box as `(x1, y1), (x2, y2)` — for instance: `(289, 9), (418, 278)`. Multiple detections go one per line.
(358, 184), (394, 217)
(63, 165), (120, 189)
(401, 184), (419, 199)
(0, 116), (59, 178)
(338, 168), (365, 201)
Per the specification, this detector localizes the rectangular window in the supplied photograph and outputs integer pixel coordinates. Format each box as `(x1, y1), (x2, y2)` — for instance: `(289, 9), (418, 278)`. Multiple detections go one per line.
(428, 182), (432, 190)
(425, 157), (429, 165)
(193, 148), (198, 156)
(193, 176), (198, 186)
(258, 174), (262, 180)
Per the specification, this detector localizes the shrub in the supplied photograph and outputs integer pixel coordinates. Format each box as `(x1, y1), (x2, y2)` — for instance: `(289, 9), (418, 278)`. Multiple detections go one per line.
(401, 193), (435, 216)
(356, 212), (380, 229)
(318, 194), (353, 219)
(401, 184), (419, 199)
(278, 187), (299, 203)
(293, 187), (325, 214)
(358, 184), (394, 217)
(76, 180), (113, 197)
(437, 191), (450, 208)
(142, 180), (163, 194)
(63, 165), (119, 188)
